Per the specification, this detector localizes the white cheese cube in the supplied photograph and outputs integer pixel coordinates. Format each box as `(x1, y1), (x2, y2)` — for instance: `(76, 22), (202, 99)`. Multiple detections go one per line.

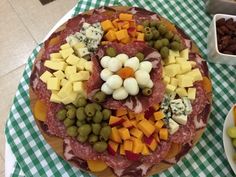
(50, 53), (62, 59)
(170, 77), (178, 87)
(175, 57), (187, 64)
(44, 60), (67, 71)
(50, 93), (61, 103)
(168, 118), (180, 134)
(180, 61), (192, 74)
(177, 75), (193, 88)
(61, 79), (68, 86)
(60, 43), (71, 50)
(47, 77), (60, 90)
(40, 71), (53, 83)
(188, 88), (196, 100)
(60, 47), (74, 59)
(50, 58), (64, 62)
(58, 82), (73, 98)
(172, 115), (188, 125)
(85, 61), (93, 72)
(73, 82), (84, 93)
(164, 64), (181, 77)
(166, 84), (176, 93)
(176, 87), (188, 97)
(163, 76), (170, 85)
(65, 66), (77, 79)
(61, 91), (78, 105)
(69, 71), (90, 82)
(164, 55), (176, 65)
(180, 48), (189, 60)
(186, 68), (203, 82)
(76, 58), (87, 71)
(112, 87), (128, 100)
(53, 70), (65, 80)
(77, 48), (90, 57)
(66, 54), (80, 65)
(169, 50), (180, 57)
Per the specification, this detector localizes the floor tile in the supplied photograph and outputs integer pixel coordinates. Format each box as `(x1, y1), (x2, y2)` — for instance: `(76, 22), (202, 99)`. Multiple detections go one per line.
(0, 0), (36, 77)
(0, 65), (25, 159)
(9, 0), (77, 43)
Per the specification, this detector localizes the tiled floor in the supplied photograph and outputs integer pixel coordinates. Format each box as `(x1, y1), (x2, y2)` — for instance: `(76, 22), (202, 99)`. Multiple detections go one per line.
(0, 0), (77, 176)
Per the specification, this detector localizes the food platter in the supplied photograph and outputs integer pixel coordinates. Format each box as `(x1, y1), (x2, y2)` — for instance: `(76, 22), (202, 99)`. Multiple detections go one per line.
(29, 6), (212, 177)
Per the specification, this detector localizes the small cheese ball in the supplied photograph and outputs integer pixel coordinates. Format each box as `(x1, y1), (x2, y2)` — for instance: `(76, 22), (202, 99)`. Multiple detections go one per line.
(139, 61), (153, 73)
(101, 83), (113, 95)
(124, 57), (140, 71)
(146, 80), (154, 88)
(123, 78), (139, 95)
(135, 70), (150, 86)
(116, 53), (129, 64)
(112, 87), (128, 100)
(108, 58), (122, 72)
(100, 56), (111, 68)
(106, 75), (123, 89)
(100, 68), (113, 81)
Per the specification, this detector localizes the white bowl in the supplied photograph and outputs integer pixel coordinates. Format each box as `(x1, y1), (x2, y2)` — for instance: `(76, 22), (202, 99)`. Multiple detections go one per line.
(223, 105), (236, 174)
(207, 14), (236, 65)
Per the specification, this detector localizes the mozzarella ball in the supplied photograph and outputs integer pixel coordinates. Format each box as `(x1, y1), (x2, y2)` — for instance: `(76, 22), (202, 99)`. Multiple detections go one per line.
(139, 61), (153, 73)
(101, 83), (113, 95)
(146, 80), (154, 88)
(116, 53), (129, 65)
(100, 56), (111, 68)
(108, 58), (122, 72)
(100, 68), (113, 81)
(123, 78), (139, 95)
(112, 87), (128, 100)
(106, 75), (123, 89)
(135, 70), (150, 86)
(124, 57), (140, 71)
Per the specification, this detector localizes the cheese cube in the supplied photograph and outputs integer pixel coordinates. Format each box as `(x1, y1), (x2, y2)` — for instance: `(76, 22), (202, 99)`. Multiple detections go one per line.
(164, 64), (181, 77)
(180, 61), (192, 74)
(69, 71), (90, 82)
(172, 115), (187, 125)
(164, 55), (176, 65)
(186, 68), (203, 82)
(47, 77), (60, 90)
(66, 54), (80, 65)
(77, 48), (89, 57)
(61, 79), (68, 86)
(76, 58), (87, 71)
(50, 53), (62, 59)
(189, 61), (197, 67)
(73, 82), (84, 93)
(58, 82), (72, 98)
(137, 119), (155, 137)
(163, 76), (170, 85)
(44, 60), (67, 71)
(60, 43), (71, 50)
(177, 75), (193, 88)
(85, 61), (93, 72)
(170, 77), (178, 87)
(166, 84), (176, 93)
(73, 42), (86, 50)
(53, 70), (65, 80)
(180, 48), (189, 60)
(176, 87), (188, 97)
(60, 47), (74, 59)
(50, 93), (61, 103)
(168, 119), (179, 134)
(169, 50), (180, 57)
(65, 65), (77, 79)
(50, 58), (64, 62)
(118, 128), (130, 140)
(61, 91), (78, 104)
(175, 57), (186, 64)
(40, 71), (53, 83)
(188, 88), (196, 100)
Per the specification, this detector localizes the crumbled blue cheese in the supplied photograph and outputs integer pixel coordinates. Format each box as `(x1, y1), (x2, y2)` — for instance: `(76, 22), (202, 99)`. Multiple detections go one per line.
(170, 99), (185, 115)
(182, 97), (192, 115)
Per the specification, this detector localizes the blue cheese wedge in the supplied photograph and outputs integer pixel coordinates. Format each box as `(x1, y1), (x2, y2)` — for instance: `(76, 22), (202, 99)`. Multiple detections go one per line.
(170, 99), (185, 115)
(182, 97), (192, 114)
(168, 118), (180, 134)
(172, 114), (188, 125)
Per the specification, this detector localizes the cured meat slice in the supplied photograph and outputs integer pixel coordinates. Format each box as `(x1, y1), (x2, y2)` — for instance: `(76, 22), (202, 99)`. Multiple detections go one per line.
(101, 153), (132, 169)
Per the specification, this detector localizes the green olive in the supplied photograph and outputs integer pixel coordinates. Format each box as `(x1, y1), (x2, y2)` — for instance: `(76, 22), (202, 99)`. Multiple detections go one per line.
(63, 118), (75, 127)
(160, 46), (169, 59)
(101, 122), (108, 127)
(142, 20), (150, 27)
(144, 31), (153, 41)
(102, 109), (111, 120)
(148, 41), (154, 47)
(85, 103), (96, 117)
(158, 24), (167, 35)
(142, 88), (153, 96)
(92, 124), (102, 135)
(76, 97), (87, 107)
(76, 107), (86, 121)
(165, 31), (174, 40)
(66, 108), (76, 119)
(172, 34), (181, 42)
(100, 126), (112, 141)
(144, 27), (151, 33)
(161, 38), (169, 46)
(135, 52), (145, 61)
(78, 124), (92, 136)
(152, 30), (160, 40)
(77, 135), (88, 143)
(227, 127), (236, 138)
(91, 103), (102, 111)
(93, 141), (108, 153)
(170, 41), (181, 51)
(154, 40), (163, 50)
(150, 20), (158, 27)
(66, 126), (78, 137)
(65, 104), (76, 110)
(88, 134), (98, 144)
(86, 116), (93, 122)
(76, 120), (85, 127)
(93, 111), (103, 123)
(56, 109), (67, 121)
(93, 91), (106, 103)
(106, 47), (117, 57)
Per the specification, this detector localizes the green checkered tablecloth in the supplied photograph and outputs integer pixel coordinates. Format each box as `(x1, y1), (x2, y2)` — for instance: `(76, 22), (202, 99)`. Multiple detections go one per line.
(5, 0), (236, 176)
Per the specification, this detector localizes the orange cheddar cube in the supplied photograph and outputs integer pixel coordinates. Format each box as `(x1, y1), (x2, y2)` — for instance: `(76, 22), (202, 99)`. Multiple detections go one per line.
(155, 120), (165, 130)
(129, 20), (136, 28)
(148, 119), (155, 126)
(112, 18), (119, 28)
(116, 108), (128, 117)
(122, 119), (133, 129)
(137, 119), (155, 137)
(101, 20), (114, 31)
(110, 127), (122, 143)
(128, 111), (135, 119)
(130, 128), (143, 139)
(152, 104), (160, 111)
(115, 29), (129, 41)
(120, 36), (131, 44)
(118, 128), (130, 140)
(137, 33), (144, 41)
(130, 120), (138, 127)
(105, 30), (117, 41)
(124, 140), (133, 151)
(147, 139), (158, 151)
(108, 141), (119, 152)
(136, 25), (144, 32)
(120, 144), (125, 155)
(109, 116), (124, 126)
(132, 138), (144, 154)
(159, 128), (168, 140)
(135, 113), (145, 121)
(119, 13), (133, 21)
(122, 21), (130, 29)
(154, 111), (165, 121)
(141, 144), (150, 155)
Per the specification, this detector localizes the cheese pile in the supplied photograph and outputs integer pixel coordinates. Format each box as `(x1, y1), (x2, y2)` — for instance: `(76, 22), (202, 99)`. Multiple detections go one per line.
(163, 48), (203, 100)
(100, 53), (153, 100)
(40, 43), (92, 104)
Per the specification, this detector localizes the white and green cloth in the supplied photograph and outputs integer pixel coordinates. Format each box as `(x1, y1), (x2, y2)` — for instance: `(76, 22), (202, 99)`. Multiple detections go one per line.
(5, 0), (236, 176)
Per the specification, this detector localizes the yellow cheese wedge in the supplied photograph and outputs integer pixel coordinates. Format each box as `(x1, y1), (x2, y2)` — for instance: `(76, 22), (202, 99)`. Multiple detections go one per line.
(177, 75), (193, 88)
(40, 71), (53, 83)
(66, 54), (80, 65)
(50, 93), (61, 103)
(179, 61), (192, 74)
(60, 43), (71, 50)
(175, 57), (187, 64)
(164, 64), (181, 77)
(180, 48), (189, 60)
(163, 76), (170, 85)
(47, 77), (60, 90)
(85, 61), (93, 72)
(50, 52), (62, 59)
(65, 65), (77, 79)
(44, 60), (67, 71)
(60, 47), (74, 59)
(58, 81), (73, 98)
(170, 77), (178, 87)
(186, 68), (203, 82)
(169, 50), (180, 58)
(188, 88), (196, 100)
(76, 58), (87, 71)
(53, 70), (65, 80)
(176, 87), (188, 97)
(73, 82), (84, 93)
(50, 58), (64, 62)
(166, 84), (176, 93)
(164, 55), (176, 65)
(60, 79), (68, 86)
(69, 71), (90, 82)
(61, 91), (78, 104)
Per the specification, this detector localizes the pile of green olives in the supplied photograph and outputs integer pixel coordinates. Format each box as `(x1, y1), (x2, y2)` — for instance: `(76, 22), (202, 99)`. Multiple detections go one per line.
(56, 97), (112, 153)
(142, 20), (182, 59)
